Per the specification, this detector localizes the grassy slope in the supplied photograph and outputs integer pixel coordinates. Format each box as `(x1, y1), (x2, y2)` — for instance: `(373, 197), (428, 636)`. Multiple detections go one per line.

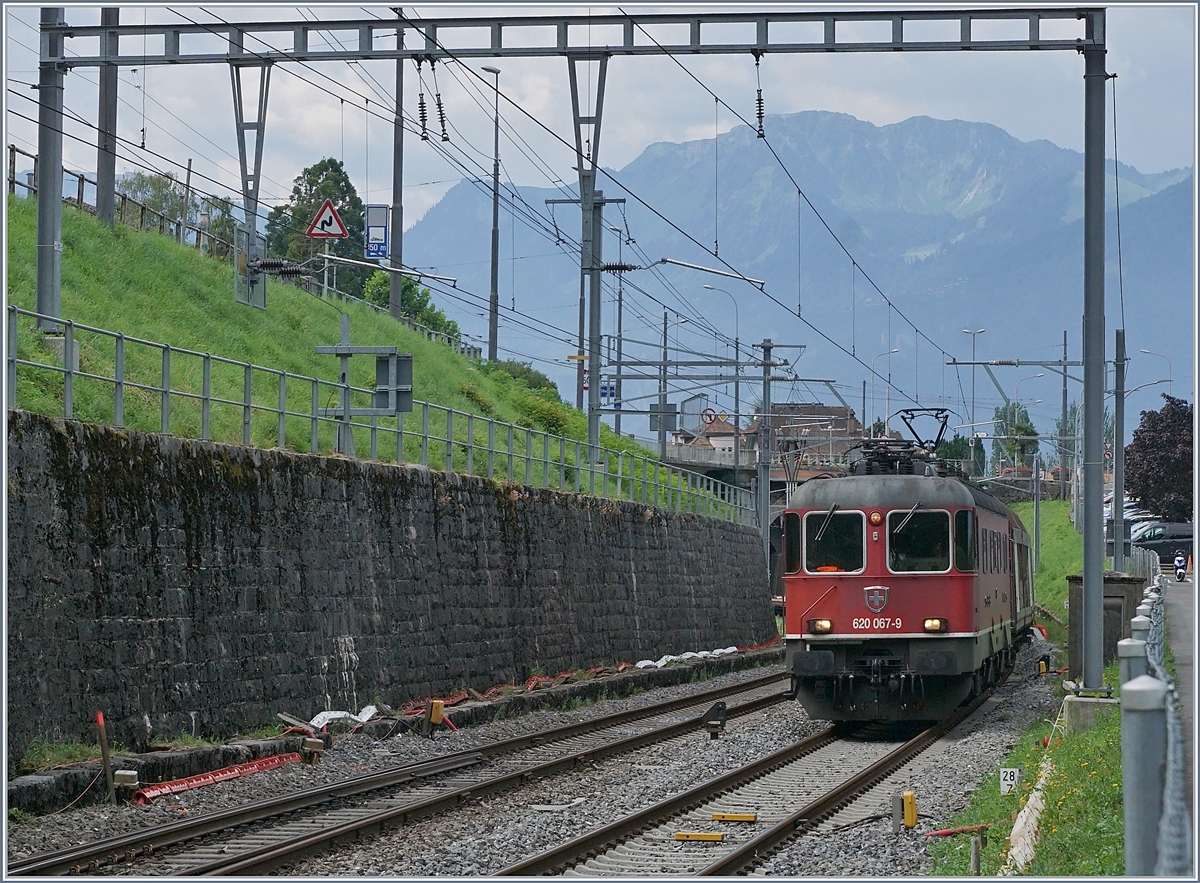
(1011, 499), (1080, 646)
(5, 194), (650, 463)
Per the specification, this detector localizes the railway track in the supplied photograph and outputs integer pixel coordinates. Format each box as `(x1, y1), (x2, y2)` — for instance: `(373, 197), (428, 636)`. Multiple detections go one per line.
(497, 689), (993, 876)
(9, 670), (786, 877)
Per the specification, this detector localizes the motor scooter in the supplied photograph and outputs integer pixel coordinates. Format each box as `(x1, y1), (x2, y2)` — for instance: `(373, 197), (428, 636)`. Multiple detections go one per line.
(1174, 553), (1188, 582)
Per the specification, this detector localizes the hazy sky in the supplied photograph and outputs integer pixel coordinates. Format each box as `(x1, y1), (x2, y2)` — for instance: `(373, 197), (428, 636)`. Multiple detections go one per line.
(4, 2), (1196, 433)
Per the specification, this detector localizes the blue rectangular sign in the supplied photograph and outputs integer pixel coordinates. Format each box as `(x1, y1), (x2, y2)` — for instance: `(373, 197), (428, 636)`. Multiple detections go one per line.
(365, 205), (389, 258)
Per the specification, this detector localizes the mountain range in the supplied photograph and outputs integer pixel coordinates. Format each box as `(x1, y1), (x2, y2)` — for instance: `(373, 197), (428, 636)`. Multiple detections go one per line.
(400, 110), (1195, 434)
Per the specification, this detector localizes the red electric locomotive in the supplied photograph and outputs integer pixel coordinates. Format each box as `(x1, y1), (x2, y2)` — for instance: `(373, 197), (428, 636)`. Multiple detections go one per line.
(782, 410), (1035, 722)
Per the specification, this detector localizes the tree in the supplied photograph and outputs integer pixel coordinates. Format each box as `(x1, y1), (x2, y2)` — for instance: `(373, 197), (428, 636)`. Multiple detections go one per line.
(991, 404), (1039, 472)
(265, 158), (368, 298)
(936, 433), (972, 461)
(363, 271), (459, 342)
(1124, 394), (1192, 522)
(119, 170), (190, 222)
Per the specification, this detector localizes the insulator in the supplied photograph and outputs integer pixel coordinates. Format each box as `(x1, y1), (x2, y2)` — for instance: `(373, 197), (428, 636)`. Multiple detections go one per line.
(756, 90), (765, 139)
(278, 266), (305, 278)
(418, 93), (428, 141)
(257, 258), (284, 272)
(436, 93), (449, 142)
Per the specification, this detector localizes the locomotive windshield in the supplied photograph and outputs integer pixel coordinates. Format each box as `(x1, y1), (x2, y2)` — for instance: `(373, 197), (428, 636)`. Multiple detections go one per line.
(804, 511), (865, 573)
(888, 510), (951, 572)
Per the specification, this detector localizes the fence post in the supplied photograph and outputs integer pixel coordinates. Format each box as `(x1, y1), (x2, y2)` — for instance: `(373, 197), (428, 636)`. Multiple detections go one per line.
(62, 321), (74, 419)
(1131, 614), (1151, 644)
(7, 145), (14, 195)
(487, 422), (495, 479)
(1118, 638), (1149, 685)
(507, 425), (514, 482)
(76, 171), (84, 206)
(525, 429), (533, 486)
(420, 403), (429, 467)
(445, 410), (454, 471)
(242, 363), (252, 445)
(277, 372), (287, 449)
(310, 380), (319, 452)
(201, 354), (211, 439)
(396, 412), (404, 463)
(370, 415), (378, 460)
(574, 441), (582, 492)
(118, 193), (125, 225)
(113, 334), (124, 427)
(1122, 674), (1168, 875)
(542, 433), (549, 488)
(466, 414), (475, 475)
(160, 346), (171, 434)
(6, 307), (17, 409)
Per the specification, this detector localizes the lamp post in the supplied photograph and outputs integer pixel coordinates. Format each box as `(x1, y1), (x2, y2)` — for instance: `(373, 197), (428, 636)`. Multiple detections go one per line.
(610, 225), (625, 435)
(1139, 349), (1172, 396)
(703, 284), (740, 471)
(482, 65), (501, 362)
(870, 348), (898, 437)
(1013, 373), (1044, 445)
(961, 329), (986, 426)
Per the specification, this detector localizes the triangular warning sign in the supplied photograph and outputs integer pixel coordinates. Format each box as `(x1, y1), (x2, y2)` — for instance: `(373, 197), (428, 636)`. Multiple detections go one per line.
(305, 199), (349, 238)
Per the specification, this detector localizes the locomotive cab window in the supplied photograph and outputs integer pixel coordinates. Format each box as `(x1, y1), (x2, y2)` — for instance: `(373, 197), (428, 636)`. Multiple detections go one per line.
(804, 511), (865, 574)
(888, 510), (951, 573)
(783, 512), (803, 574)
(954, 510), (977, 572)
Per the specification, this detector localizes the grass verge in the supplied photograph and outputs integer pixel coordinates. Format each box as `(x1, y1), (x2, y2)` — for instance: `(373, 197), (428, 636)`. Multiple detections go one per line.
(928, 661), (1124, 875)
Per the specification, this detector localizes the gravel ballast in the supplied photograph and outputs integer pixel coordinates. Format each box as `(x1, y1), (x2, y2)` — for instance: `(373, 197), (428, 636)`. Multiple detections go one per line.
(6, 637), (1060, 876)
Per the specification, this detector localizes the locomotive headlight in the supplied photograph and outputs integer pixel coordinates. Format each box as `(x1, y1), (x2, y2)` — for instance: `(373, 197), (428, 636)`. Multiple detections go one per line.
(808, 618), (833, 634)
(923, 618), (949, 633)
(869, 511), (883, 526)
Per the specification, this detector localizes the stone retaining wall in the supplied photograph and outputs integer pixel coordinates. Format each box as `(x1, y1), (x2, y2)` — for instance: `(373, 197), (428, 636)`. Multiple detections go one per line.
(6, 412), (774, 769)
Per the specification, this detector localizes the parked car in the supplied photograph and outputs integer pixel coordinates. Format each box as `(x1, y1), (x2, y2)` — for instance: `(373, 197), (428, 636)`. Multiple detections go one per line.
(1130, 520), (1165, 542)
(1131, 522), (1194, 564)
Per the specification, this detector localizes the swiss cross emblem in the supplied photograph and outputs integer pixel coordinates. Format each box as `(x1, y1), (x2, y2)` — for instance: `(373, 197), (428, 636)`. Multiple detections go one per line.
(864, 585), (890, 613)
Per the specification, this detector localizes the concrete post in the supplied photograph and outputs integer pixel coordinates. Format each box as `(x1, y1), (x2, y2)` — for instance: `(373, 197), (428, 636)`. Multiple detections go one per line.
(759, 339), (773, 568)
(1117, 638), (1148, 685)
(1121, 674), (1167, 875)
(389, 12), (404, 319)
(1113, 329), (1126, 570)
(36, 7), (66, 331)
(95, 8), (118, 227)
(1080, 36), (1109, 690)
(1130, 614), (1151, 644)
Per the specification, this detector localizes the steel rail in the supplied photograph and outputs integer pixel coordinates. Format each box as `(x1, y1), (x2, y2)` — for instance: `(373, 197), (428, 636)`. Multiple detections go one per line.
(5, 753), (480, 877)
(9, 669), (784, 877)
(182, 685), (787, 876)
(494, 725), (841, 876)
(699, 689), (995, 875)
(498, 682), (1000, 877)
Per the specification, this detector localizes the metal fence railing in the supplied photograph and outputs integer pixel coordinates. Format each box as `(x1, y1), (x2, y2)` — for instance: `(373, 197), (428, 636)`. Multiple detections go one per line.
(7, 306), (755, 525)
(8, 143), (236, 258)
(1122, 545), (1161, 585)
(1121, 575), (1193, 875)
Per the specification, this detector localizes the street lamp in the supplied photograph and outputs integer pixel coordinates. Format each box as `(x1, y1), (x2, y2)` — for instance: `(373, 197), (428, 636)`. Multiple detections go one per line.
(703, 284), (741, 469)
(1013, 373), (1044, 423)
(1139, 348), (1172, 395)
(483, 66), (501, 362)
(961, 328), (986, 426)
(870, 348), (899, 436)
